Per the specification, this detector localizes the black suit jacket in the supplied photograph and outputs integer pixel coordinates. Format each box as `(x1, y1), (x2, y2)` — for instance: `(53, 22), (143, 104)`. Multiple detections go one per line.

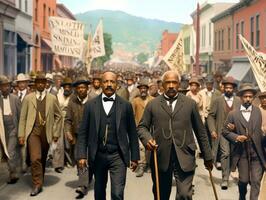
(77, 94), (140, 166)
(138, 94), (212, 172)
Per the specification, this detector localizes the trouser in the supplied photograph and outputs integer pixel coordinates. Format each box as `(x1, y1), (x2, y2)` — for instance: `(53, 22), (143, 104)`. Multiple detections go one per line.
(28, 127), (49, 188)
(237, 156), (264, 200)
(212, 135), (230, 181)
(52, 131), (64, 169)
(93, 151), (127, 200)
(151, 146), (194, 200)
(3, 115), (19, 179)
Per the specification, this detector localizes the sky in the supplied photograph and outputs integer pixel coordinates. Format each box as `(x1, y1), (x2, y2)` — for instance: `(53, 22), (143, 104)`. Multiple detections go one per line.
(59, 0), (239, 24)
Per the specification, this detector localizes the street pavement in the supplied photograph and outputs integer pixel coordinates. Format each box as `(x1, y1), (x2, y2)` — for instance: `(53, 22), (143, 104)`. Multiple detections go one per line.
(0, 158), (242, 200)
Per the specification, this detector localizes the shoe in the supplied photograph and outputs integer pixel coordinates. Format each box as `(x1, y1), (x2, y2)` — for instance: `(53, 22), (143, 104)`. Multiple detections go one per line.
(215, 162), (222, 171)
(55, 167), (64, 173)
(75, 186), (88, 195)
(136, 167), (144, 177)
(7, 177), (19, 184)
(75, 193), (85, 199)
(221, 180), (228, 190)
(30, 187), (42, 196)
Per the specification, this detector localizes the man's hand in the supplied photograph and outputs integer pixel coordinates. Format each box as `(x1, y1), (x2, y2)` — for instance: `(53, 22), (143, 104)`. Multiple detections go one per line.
(65, 132), (74, 144)
(227, 123), (236, 131)
(130, 160), (138, 172)
(236, 135), (248, 143)
(146, 139), (158, 151)
(18, 137), (25, 146)
(211, 131), (218, 140)
(53, 137), (58, 143)
(78, 159), (87, 169)
(204, 160), (213, 171)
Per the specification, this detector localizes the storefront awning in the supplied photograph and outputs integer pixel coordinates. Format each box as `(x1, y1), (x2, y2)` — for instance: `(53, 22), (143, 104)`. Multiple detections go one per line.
(226, 62), (251, 81)
(41, 38), (53, 49)
(17, 32), (35, 46)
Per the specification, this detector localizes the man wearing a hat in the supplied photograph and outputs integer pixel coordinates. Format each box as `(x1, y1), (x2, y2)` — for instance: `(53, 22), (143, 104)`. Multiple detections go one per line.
(45, 73), (57, 96)
(91, 75), (102, 95)
(199, 75), (222, 123)
(223, 83), (266, 200)
(131, 79), (154, 177)
(16, 73), (30, 102)
(51, 77), (74, 174)
(186, 77), (204, 122)
(207, 77), (241, 190)
(64, 76), (95, 199)
(0, 75), (21, 184)
(18, 73), (62, 196)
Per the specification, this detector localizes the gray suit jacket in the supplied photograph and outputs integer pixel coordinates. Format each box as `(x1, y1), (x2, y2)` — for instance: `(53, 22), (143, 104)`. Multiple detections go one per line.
(207, 95), (241, 135)
(222, 105), (266, 171)
(137, 94), (212, 172)
(0, 94), (21, 135)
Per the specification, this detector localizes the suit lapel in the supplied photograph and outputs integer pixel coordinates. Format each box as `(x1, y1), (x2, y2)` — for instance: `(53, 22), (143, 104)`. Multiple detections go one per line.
(45, 95), (50, 117)
(30, 94), (37, 110)
(172, 94), (185, 117)
(116, 96), (122, 133)
(95, 95), (101, 135)
(159, 95), (172, 117)
(0, 98), (3, 112)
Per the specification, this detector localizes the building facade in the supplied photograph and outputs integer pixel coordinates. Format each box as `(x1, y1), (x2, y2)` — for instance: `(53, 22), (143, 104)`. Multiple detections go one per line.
(191, 2), (235, 74)
(159, 30), (178, 56)
(32, 0), (56, 72)
(15, 0), (33, 74)
(0, 0), (19, 76)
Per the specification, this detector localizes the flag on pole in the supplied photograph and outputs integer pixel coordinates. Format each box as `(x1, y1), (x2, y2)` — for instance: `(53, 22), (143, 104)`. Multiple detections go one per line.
(163, 31), (185, 73)
(239, 34), (266, 92)
(49, 16), (84, 58)
(88, 19), (106, 59)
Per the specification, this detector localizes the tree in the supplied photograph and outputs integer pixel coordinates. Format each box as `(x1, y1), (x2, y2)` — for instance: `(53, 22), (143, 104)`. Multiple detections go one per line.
(136, 52), (149, 64)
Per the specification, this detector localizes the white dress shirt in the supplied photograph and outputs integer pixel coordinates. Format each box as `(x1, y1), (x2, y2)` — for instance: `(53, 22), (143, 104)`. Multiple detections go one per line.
(240, 105), (252, 122)
(164, 94), (178, 112)
(224, 96), (234, 107)
(18, 89), (27, 101)
(2, 95), (12, 115)
(36, 91), (46, 101)
(102, 93), (116, 115)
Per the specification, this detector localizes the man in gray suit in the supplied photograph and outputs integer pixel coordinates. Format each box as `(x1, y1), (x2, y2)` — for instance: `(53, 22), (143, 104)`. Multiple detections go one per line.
(207, 77), (241, 189)
(223, 83), (266, 200)
(138, 70), (213, 200)
(0, 76), (21, 184)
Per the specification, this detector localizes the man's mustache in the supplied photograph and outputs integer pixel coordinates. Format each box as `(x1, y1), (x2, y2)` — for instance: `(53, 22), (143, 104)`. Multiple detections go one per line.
(105, 86), (114, 91)
(167, 88), (177, 93)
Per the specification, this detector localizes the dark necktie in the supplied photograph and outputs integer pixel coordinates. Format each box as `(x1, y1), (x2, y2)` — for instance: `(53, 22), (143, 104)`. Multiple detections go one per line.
(38, 92), (42, 101)
(164, 95), (178, 112)
(103, 97), (114, 102)
(19, 92), (23, 100)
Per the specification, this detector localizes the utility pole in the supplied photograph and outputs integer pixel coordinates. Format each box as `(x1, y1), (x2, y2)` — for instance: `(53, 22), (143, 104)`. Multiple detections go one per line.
(195, 2), (200, 75)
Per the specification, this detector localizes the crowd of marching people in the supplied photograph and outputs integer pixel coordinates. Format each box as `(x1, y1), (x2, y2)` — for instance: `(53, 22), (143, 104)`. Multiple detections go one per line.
(0, 67), (265, 200)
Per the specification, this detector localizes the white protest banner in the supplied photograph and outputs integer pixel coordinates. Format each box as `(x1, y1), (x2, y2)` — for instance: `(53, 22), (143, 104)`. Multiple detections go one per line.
(239, 34), (266, 92)
(90, 19), (105, 58)
(49, 16), (84, 58)
(163, 31), (185, 73)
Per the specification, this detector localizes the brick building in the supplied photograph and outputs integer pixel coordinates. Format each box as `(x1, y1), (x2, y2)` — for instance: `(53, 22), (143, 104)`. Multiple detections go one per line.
(32, 0), (56, 72)
(212, 0), (266, 83)
(159, 30), (178, 56)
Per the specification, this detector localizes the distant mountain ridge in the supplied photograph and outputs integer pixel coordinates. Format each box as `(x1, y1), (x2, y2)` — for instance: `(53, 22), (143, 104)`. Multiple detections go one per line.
(75, 10), (183, 53)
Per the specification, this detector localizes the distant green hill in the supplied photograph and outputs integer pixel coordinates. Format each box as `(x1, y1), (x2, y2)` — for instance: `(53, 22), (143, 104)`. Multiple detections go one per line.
(75, 10), (183, 53)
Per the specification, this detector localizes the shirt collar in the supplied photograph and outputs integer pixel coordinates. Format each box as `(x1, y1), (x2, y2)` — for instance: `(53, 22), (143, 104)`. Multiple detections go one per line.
(36, 90), (46, 98)
(224, 95), (234, 101)
(77, 95), (89, 104)
(19, 89), (27, 95)
(240, 105), (252, 112)
(163, 93), (178, 100)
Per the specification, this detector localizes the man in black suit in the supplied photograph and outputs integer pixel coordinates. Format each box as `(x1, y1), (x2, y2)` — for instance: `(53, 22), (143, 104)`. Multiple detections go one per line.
(77, 71), (140, 200)
(138, 70), (213, 200)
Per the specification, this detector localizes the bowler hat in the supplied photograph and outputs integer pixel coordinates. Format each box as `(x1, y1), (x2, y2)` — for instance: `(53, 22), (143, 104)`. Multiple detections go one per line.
(16, 73), (29, 82)
(61, 77), (73, 87)
(237, 83), (257, 96)
(222, 77), (237, 88)
(72, 76), (90, 87)
(205, 75), (214, 83)
(35, 73), (47, 81)
(137, 79), (149, 89)
(0, 75), (11, 85)
(189, 77), (200, 87)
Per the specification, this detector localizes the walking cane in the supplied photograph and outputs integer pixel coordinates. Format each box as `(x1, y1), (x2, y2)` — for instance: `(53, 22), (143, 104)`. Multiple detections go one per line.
(153, 149), (160, 200)
(208, 169), (218, 200)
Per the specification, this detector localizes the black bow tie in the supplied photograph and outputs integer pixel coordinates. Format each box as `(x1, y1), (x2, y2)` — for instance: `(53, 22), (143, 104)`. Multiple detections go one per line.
(164, 95), (178, 104)
(103, 97), (114, 102)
